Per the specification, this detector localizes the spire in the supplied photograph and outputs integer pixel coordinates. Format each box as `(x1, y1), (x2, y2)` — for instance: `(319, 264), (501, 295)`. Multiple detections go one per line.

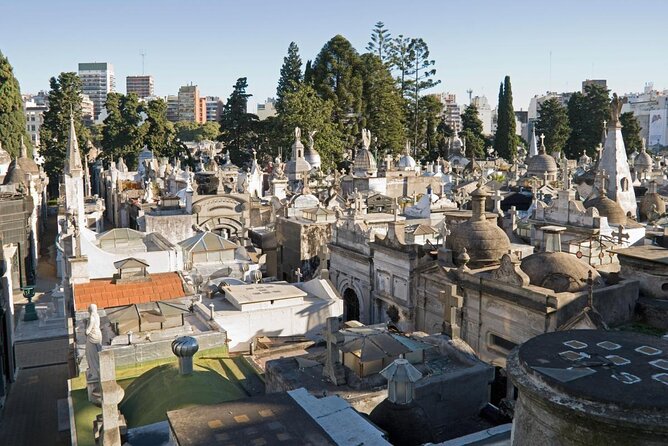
(529, 127), (538, 157)
(20, 136), (28, 159)
(65, 112), (83, 174)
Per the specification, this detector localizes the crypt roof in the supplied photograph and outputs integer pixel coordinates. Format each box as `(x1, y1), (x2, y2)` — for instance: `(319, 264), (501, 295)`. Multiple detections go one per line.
(520, 251), (603, 293)
(178, 231), (238, 254)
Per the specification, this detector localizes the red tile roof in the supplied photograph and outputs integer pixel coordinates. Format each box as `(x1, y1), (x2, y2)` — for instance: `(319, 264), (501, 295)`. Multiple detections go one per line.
(73, 272), (186, 311)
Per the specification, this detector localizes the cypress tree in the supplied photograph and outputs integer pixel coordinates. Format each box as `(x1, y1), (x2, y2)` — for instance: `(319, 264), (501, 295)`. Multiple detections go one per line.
(493, 76), (517, 160)
(0, 51), (31, 158)
(219, 77), (259, 165)
(275, 42), (302, 114)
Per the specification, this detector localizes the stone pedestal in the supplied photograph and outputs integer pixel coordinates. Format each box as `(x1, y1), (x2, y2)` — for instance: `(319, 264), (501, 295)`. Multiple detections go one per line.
(69, 256), (90, 285)
(271, 179), (288, 200)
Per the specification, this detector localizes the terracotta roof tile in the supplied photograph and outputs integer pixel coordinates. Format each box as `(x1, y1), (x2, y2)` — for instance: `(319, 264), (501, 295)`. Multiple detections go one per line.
(73, 272), (186, 311)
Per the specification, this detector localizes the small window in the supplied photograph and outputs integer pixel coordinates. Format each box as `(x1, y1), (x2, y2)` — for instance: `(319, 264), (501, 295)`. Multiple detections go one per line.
(621, 178), (629, 192)
(662, 283), (668, 292)
(489, 333), (518, 353)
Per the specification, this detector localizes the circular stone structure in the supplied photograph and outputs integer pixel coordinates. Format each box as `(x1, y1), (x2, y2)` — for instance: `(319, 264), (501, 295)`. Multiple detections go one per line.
(584, 194), (626, 225)
(508, 330), (668, 446)
(520, 252), (603, 293)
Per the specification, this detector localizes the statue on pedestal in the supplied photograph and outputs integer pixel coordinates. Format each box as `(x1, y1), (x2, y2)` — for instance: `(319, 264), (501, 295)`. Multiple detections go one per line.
(85, 303), (102, 384)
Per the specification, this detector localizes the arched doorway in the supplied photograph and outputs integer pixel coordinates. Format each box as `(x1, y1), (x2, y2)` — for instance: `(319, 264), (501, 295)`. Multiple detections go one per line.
(343, 288), (360, 322)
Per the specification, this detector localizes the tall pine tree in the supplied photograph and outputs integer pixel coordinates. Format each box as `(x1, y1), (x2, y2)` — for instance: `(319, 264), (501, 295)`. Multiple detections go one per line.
(405, 38), (440, 147)
(275, 42), (302, 114)
(219, 77), (259, 165)
(566, 84), (610, 157)
(493, 76), (517, 160)
(535, 97), (570, 155)
(312, 35), (363, 145)
(460, 104), (485, 159)
(359, 53), (405, 155)
(0, 51), (31, 158)
(366, 22), (393, 65)
(40, 72), (90, 193)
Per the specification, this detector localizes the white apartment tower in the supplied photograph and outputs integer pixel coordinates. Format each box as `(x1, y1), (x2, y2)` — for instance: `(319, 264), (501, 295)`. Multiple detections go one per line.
(78, 62), (115, 121)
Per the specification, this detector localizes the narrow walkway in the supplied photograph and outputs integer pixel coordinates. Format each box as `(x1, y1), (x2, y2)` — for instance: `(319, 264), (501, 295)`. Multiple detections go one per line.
(0, 212), (71, 446)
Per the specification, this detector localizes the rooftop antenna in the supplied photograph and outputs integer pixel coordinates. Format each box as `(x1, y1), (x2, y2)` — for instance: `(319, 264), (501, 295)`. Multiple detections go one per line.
(141, 50), (146, 75)
(548, 50), (552, 92)
(466, 89), (473, 104)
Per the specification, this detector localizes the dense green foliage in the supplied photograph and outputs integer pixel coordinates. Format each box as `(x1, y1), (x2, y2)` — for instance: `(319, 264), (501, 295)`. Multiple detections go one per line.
(218, 77), (259, 165)
(566, 84), (610, 158)
(143, 99), (179, 158)
(174, 120), (219, 143)
(101, 92), (144, 168)
(535, 98), (570, 155)
(40, 72), (90, 189)
(620, 111), (642, 155)
(0, 51), (30, 158)
(493, 76), (517, 160)
(460, 104), (485, 159)
(276, 42), (303, 114)
(312, 35), (363, 145)
(359, 54), (405, 155)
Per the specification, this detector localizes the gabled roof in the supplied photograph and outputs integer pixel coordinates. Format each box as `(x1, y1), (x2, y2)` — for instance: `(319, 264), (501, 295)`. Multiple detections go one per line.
(97, 227), (146, 241)
(113, 257), (150, 270)
(178, 231), (238, 254)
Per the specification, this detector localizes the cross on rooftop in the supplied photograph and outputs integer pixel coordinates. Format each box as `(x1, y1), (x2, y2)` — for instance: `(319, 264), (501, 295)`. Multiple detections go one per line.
(612, 225), (630, 245)
(295, 267), (303, 283)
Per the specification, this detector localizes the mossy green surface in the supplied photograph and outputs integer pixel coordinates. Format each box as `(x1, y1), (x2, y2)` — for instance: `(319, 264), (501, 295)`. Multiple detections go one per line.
(70, 348), (255, 446)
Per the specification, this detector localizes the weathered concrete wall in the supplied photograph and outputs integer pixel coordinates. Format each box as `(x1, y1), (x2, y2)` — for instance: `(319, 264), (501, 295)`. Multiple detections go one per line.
(144, 213), (193, 245)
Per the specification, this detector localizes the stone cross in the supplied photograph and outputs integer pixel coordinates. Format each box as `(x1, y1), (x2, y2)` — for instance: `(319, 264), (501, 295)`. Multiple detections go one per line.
(322, 317), (345, 385)
(295, 267), (303, 283)
(596, 143), (604, 161)
(612, 225), (629, 245)
(543, 170), (549, 186)
(440, 284), (462, 339)
(539, 133), (546, 151)
(560, 158), (570, 190)
(598, 169), (609, 193)
(492, 189), (504, 215)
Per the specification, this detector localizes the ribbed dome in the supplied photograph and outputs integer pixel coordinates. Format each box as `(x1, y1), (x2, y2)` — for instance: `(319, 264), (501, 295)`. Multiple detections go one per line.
(304, 145), (321, 170)
(635, 151), (653, 172)
(353, 147), (377, 177)
(397, 153), (417, 169)
(449, 184), (510, 265)
(520, 251), (602, 293)
(527, 153), (558, 177)
(585, 194), (626, 225)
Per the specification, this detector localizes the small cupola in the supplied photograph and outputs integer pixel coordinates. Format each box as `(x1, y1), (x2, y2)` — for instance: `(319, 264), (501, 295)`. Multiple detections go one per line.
(112, 258), (150, 284)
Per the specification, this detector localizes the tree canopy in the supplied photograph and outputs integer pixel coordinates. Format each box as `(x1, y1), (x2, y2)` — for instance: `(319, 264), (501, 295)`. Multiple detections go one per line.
(535, 97), (570, 155)
(620, 111), (642, 155)
(40, 72), (90, 191)
(460, 104), (485, 159)
(566, 84), (610, 157)
(102, 92), (144, 168)
(276, 42), (303, 114)
(493, 75), (518, 160)
(219, 77), (259, 165)
(0, 51), (31, 158)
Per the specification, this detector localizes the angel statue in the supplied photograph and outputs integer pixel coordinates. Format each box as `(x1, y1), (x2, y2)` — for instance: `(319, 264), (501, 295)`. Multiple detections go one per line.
(294, 126), (301, 143)
(308, 130), (317, 149)
(362, 129), (371, 149)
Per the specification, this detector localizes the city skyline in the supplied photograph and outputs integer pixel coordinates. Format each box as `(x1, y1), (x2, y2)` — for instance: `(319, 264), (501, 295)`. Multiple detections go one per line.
(2, 0), (668, 112)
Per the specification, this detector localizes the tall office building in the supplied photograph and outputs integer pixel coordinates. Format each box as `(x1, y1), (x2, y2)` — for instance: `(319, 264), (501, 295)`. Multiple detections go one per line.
(22, 94), (48, 147)
(78, 62), (115, 121)
(430, 92), (461, 133)
(80, 94), (95, 127)
(126, 75), (154, 98)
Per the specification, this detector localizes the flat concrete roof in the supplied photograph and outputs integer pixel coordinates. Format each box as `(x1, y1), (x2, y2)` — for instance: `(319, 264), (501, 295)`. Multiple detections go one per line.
(611, 245), (668, 265)
(222, 283), (307, 305)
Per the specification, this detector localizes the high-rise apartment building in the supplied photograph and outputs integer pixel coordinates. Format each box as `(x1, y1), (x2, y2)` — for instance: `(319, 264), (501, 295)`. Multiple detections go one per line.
(205, 96), (223, 122)
(23, 95), (48, 147)
(471, 95), (494, 136)
(177, 85), (203, 123)
(80, 94), (95, 127)
(78, 62), (115, 122)
(126, 75), (154, 98)
(166, 95), (179, 122)
(582, 79), (607, 92)
(430, 92), (461, 133)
